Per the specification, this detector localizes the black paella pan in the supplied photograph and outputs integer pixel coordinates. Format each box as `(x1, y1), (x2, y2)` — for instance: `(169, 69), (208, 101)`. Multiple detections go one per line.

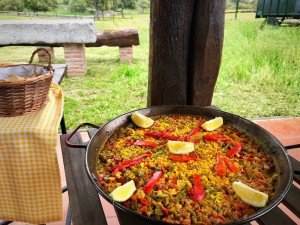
(66, 105), (293, 225)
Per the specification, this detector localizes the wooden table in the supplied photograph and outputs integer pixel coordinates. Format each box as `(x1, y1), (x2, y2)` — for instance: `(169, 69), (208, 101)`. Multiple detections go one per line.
(60, 126), (300, 225)
(52, 64), (67, 134)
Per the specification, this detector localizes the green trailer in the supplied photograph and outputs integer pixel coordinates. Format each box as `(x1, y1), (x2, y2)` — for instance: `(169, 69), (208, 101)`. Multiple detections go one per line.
(256, 0), (300, 25)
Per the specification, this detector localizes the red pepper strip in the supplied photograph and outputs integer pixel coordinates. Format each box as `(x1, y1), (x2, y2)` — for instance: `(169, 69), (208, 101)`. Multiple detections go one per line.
(204, 134), (230, 142)
(133, 140), (158, 148)
(125, 140), (135, 145)
(172, 115), (179, 121)
(111, 151), (152, 173)
(226, 142), (242, 158)
(198, 119), (205, 127)
(144, 171), (163, 194)
(223, 156), (239, 173)
(163, 126), (175, 133)
(144, 131), (180, 141)
(162, 207), (169, 216)
(184, 128), (200, 141)
(214, 154), (227, 177)
(169, 153), (199, 162)
(139, 198), (149, 206)
(193, 174), (205, 202)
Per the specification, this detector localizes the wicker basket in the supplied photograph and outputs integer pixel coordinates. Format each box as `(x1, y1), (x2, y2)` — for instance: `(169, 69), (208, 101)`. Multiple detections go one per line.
(0, 48), (54, 117)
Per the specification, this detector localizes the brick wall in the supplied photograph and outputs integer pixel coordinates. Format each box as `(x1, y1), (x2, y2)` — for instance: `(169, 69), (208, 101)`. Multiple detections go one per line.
(37, 47), (54, 64)
(63, 43), (86, 76)
(119, 46), (133, 62)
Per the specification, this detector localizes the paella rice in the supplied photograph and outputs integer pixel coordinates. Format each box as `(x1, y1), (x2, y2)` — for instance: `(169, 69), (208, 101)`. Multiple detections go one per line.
(96, 114), (278, 225)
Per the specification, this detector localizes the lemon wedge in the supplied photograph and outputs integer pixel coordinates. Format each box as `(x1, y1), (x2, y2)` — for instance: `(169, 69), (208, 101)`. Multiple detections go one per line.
(109, 180), (137, 202)
(232, 181), (269, 208)
(131, 112), (154, 128)
(201, 117), (223, 131)
(167, 140), (194, 154)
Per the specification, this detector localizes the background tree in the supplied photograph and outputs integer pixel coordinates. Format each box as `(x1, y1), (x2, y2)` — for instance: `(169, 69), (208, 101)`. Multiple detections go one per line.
(23, 0), (58, 12)
(69, 0), (88, 12)
(0, 0), (25, 11)
(226, 0), (257, 10)
(136, 0), (149, 13)
(111, 0), (125, 18)
(121, 0), (136, 9)
(92, 0), (113, 19)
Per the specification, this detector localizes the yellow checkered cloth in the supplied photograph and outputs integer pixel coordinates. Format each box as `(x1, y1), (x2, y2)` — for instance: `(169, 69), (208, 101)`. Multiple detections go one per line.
(0, 83), (63, 224)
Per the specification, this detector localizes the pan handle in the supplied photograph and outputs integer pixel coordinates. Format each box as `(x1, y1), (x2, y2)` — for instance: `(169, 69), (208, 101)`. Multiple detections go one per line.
(65, 123), (100, 148)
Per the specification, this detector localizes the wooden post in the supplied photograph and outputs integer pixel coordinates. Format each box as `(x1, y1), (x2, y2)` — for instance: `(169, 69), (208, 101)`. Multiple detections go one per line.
(148, 0), (226, 107)
(235, 0), (240, 19)
(148, 0), (195, 106)
(189, 0), (226, 106)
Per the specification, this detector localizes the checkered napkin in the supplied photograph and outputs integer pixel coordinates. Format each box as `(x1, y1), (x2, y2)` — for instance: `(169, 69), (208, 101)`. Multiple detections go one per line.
(0, 83), (63, 224)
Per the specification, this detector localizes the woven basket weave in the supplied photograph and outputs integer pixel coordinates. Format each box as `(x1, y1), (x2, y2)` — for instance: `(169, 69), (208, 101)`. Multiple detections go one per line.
(0, 48), (54, 117)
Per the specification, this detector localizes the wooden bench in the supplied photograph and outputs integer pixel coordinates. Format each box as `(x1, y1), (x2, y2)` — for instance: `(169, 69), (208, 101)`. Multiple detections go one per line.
(37, 28), (140, 68)
(59, 123), (300, 225)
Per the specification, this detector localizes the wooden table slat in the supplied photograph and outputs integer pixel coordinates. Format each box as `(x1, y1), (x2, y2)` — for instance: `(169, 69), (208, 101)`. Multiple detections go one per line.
(283, 184), (300, 217)
(257, 207), (297, 225)
(293, 174), (300, 184)
(290, 156), (300, 175)
(290, 157), (300, 183)
(60, 133), (107, 225)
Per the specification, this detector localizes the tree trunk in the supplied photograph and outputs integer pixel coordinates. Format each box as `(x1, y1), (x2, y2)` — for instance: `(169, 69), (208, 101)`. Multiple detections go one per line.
(148, 0), (226, 107)
(121, 2), (124, 18)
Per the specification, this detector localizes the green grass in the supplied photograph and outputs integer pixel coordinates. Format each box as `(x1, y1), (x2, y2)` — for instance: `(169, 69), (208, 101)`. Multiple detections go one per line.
(0, 13), (299, 128)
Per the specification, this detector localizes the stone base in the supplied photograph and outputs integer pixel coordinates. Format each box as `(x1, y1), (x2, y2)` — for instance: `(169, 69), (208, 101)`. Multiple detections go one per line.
(119, 46), (133, 62)
(37, 47), (54, 63)
(64, 43), (86, 76)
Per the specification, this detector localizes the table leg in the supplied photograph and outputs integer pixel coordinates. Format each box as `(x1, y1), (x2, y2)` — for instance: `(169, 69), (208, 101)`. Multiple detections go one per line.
(66, 205), (72, 225)
(0, 221), (12, 225)
(60, 115), (67, 134)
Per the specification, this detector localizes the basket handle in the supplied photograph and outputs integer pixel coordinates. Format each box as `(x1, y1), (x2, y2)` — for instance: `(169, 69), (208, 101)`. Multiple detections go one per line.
(29, 47), (52, 68)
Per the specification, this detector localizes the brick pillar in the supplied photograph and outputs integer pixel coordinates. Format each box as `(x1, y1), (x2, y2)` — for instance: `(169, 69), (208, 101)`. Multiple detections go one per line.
(63, 43), (87, 76)
(119, 46), (133, 62)
(37, 46), (54, 63)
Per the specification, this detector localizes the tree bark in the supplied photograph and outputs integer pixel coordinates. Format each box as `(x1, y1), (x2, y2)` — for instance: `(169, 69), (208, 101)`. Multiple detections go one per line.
(148, 0), (226, 107)
(188, 0), (226, 106)
(89, 29), (139, 47)
(148, 0), (195, 106)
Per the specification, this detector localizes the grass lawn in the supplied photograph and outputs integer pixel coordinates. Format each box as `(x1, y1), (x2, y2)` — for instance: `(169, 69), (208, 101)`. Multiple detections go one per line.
(0, 13), (299, 129)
